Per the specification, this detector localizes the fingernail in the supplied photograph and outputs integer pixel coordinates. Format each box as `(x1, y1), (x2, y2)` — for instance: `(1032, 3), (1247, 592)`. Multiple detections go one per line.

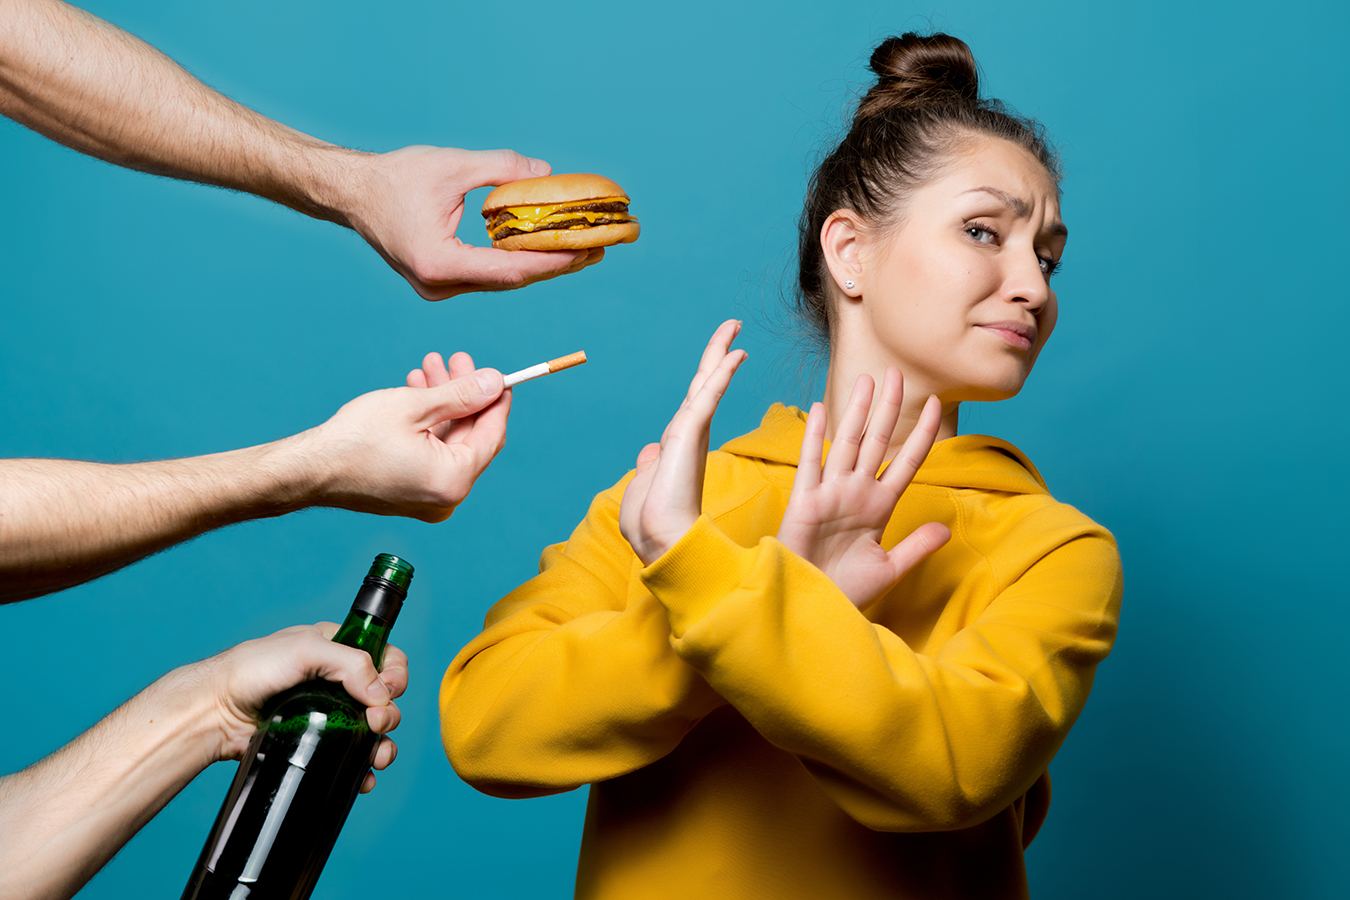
(527, 158), (549, 176)
(368, 677), (391, 704)
(476, 370), (499, 394)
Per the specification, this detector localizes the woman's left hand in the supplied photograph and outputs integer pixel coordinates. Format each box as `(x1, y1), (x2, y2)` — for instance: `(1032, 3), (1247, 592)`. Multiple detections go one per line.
(619, 320), (748, 566)
(777, 368), (951, 608)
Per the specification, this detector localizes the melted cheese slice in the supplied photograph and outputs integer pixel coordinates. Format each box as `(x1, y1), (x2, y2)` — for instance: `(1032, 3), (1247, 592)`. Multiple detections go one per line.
(486, 197), (632, 238)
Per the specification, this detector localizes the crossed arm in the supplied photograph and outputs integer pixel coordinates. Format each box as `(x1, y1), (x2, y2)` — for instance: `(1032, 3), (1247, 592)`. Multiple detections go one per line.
(444, 324), (1121, 829)
(0, 0), (602, 299)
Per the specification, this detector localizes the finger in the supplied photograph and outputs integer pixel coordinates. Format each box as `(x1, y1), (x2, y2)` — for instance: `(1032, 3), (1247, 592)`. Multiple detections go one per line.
(461, 147), (551, 187)
(303, 638), (393, 709)
(684, 319), (742, 403)
(450, 388), (512, 475)
(471, 381), (512, 444)
(655, 350), (747, 510)
(791, 403), (827, 493)
(856, 367), (904, 476)
(407, 368), (428, 388)
(564, 247), (605, 274)
(377, 645), (409, 700)
(881, 394), (943, 492)
(360, 772), (376, 794)
(434, 244), (583, 290)
(671, 348), (748, 448)
(366, 699), (402, 734)
(618, 452), (658, 550)
(635, 442), (661, 472)
(412, 369), (503, 429)
(636, 350), (746, 558)
(823, 374), (875, 479)
(421, 352), (450, 388)
(442, 352), (479, 442)
(446, 351), (475, 380)
(372, 735), (399, 770)
(883, 522), (952, 583)
(503, 245), (604, 286)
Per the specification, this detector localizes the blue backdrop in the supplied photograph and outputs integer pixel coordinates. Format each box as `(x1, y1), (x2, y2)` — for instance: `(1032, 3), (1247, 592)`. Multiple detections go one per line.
(2, 0), (1345, 896)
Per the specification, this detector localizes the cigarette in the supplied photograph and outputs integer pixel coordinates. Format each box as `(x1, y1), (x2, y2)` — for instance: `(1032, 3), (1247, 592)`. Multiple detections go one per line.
(502, 350), (588, 388)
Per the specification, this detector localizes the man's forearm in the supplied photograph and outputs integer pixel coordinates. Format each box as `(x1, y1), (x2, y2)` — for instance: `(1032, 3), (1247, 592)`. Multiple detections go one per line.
(0, 1), (596, 299)
(0, 0), (364, 223)
(1, 367), (514, 602)
(0, 436), (320, 603)
(0, 666), (218, 900)
(0, 623), (409, 900)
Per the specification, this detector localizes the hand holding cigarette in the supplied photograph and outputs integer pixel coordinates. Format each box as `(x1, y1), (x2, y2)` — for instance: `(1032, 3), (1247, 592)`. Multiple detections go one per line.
(384, 346), (587, 520)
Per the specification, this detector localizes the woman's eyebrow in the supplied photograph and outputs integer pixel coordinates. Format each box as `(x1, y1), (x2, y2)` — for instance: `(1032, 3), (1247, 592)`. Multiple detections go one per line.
(961, 186), (1068, 238)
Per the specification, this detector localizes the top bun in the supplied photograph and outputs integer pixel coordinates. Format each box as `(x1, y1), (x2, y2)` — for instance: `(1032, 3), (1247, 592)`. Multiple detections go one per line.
(856, 33), (979, 120)
(483, 173), (630, 211)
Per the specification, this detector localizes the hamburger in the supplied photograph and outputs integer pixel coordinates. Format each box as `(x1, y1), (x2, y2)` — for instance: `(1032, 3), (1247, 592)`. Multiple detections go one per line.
(482, 173), (640, 250)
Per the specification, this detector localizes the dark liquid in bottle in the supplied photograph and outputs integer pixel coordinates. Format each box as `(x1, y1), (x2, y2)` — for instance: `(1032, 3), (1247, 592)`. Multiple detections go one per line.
(181, 682), (378, 900)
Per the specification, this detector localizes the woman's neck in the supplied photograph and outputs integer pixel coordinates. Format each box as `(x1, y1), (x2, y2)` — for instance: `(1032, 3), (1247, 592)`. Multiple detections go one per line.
(821, 352), (960, 459)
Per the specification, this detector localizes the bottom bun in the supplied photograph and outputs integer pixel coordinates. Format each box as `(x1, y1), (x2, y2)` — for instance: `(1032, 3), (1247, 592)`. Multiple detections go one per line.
(493, 221), (640, 251)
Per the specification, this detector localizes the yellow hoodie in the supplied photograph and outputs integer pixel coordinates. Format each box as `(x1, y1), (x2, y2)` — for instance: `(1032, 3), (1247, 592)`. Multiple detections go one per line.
(442, 405), (1122, 899)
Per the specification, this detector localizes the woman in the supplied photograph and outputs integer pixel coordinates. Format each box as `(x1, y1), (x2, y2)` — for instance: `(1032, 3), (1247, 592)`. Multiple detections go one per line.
(438, 32), (1122, 900)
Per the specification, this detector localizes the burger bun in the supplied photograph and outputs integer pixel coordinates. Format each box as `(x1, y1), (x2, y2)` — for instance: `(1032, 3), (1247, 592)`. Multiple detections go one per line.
(483, 173), (627, 209)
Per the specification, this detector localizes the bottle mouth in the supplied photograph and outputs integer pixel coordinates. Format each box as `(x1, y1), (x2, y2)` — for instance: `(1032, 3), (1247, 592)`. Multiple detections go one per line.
(367, 554), (414, 593)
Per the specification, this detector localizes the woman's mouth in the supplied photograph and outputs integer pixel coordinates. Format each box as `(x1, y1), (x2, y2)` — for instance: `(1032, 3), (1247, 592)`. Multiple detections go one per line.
(978, 320), (1037, 351)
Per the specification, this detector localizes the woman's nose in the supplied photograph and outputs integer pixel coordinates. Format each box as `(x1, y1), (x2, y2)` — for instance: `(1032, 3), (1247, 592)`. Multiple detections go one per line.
(1004, 252), (1050, 313)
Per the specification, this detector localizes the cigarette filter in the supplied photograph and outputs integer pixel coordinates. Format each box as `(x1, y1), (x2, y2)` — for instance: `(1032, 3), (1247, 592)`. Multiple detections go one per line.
(503, 351), (588, 388)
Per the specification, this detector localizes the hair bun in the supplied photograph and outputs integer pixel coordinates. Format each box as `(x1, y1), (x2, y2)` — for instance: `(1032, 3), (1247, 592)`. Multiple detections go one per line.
(859, 33), (979, 118)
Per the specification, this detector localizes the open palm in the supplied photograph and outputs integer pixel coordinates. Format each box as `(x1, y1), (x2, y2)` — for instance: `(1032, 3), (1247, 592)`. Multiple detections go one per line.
(619, 320), (747, 565)
(777, 369), (951, 608)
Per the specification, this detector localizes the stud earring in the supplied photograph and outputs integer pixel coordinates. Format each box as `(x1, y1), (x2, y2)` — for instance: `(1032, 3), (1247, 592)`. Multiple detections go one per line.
(844, 280), (855, 290)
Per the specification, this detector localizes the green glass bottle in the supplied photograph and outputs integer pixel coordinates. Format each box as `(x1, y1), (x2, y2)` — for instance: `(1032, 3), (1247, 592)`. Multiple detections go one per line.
(180, 553), (413, 900)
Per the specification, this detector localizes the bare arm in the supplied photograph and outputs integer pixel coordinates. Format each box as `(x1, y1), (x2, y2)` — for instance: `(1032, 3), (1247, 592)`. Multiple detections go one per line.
(0, 623), (410, 900)
(0, 355), (510, 603)
(0, 0), (346, 213)
(0, 0), (601, 299)
(0, 444), (321, 602)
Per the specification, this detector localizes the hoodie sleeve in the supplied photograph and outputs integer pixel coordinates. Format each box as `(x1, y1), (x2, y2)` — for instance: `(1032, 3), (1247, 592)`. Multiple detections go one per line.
(439, 476), (726, 798)
(640, 510), (1123, 833)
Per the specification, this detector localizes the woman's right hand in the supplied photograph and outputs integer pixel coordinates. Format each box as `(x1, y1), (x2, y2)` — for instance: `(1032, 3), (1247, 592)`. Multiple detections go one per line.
(619, 320), (748, 566)
(777, 368), (951, 608)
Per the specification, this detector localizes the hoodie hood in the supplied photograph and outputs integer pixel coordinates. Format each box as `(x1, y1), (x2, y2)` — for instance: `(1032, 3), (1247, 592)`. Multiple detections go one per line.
(719, 403), (1048, 496)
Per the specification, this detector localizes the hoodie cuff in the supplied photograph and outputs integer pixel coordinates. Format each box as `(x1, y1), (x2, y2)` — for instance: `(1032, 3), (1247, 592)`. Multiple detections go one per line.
(640, 515), (757, 637)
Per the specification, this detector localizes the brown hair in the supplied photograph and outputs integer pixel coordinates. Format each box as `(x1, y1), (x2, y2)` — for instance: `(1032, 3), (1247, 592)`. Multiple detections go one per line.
(795, 33), (1061, 345)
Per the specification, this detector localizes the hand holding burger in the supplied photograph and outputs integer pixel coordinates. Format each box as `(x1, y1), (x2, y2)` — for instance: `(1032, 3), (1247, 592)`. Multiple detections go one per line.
(483, 174), (640, 250)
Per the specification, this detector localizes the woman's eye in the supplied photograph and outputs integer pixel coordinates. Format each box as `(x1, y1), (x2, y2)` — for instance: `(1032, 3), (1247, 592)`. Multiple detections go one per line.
(1039, 256), (1059, 276)
(965, 225), (997, 244)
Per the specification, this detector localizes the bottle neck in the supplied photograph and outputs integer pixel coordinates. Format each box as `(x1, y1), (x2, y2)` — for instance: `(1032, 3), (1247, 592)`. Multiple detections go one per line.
(332, 609), (393, 671)
(332, 575), (405, 671)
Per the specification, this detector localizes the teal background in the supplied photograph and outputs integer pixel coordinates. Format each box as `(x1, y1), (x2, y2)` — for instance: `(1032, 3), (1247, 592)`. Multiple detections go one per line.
(2, 0), (1346, 896)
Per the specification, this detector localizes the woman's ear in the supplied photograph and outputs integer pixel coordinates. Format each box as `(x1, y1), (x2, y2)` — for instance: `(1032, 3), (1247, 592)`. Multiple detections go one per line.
(821, 210), (864, 299)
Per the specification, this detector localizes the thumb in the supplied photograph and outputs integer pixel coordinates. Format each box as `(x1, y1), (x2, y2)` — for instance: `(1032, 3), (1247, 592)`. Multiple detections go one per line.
(884, 522), (952, 582)
(635, 442), (662, 473)
(465, 148), (551, 189)
(412, 368), (503, 427)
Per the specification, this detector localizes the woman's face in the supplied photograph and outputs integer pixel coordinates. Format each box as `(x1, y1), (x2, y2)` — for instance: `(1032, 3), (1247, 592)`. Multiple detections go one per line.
(837, 137), (1067, 403)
